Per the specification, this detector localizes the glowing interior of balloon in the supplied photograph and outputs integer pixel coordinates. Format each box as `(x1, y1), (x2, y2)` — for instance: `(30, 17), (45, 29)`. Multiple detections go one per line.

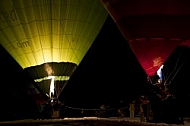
(0, 0), (108, 97)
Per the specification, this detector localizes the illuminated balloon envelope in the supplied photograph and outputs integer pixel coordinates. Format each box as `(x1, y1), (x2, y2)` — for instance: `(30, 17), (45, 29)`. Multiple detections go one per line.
(0, 0), (108, 99)
(101, 0), (190, 76)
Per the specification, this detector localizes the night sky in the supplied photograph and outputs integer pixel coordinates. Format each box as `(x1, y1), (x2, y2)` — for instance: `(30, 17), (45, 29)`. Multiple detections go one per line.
(0, 43), (37, 120)
(0, 15), (190, 113)
(59, 16), (149, 108)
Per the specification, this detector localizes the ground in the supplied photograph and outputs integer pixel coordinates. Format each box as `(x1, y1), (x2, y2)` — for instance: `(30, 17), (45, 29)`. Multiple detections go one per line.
(0, 117), (189, 126)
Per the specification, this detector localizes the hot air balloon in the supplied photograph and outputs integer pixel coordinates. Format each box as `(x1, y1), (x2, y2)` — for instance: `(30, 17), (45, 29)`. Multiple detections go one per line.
(0, 0), (108, 101)
(101, 0), (190, 77)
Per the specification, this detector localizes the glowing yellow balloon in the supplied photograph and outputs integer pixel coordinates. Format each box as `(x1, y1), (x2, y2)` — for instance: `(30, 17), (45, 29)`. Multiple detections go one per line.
(0, 0), (108, 97)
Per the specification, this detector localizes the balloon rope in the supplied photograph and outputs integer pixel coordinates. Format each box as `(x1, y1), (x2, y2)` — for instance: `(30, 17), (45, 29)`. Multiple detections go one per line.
(57, 81), (69, 98)
(168, 58), (186, 84)
(166, 47), (189, 84)
(65, 106), (129, 111)
(164, 49), (182, 84)
(4, 84), (24, 101)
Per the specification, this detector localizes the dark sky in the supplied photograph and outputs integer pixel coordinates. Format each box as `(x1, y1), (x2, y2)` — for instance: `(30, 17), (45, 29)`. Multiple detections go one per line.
(0, 15), (190, 110)
(59, 16), (148, 107)
(0, 43), (37, 119)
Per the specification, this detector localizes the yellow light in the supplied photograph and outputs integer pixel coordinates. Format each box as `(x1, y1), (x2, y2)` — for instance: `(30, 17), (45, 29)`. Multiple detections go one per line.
(0, 0), (108, 69)
(0, 0), (108, 97)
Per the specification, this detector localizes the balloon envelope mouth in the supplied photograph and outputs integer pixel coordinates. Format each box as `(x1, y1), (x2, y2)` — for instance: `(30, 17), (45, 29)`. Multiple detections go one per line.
(24, 62), (77, 98)
(24, 62), (77, 80)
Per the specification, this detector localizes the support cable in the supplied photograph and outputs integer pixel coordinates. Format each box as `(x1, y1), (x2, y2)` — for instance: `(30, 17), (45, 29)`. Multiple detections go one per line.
(65, 106), (128, 111)
(164, 49), (182, 84)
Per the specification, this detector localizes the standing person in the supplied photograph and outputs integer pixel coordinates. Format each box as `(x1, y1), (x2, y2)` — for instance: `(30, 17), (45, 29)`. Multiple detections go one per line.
(59, 102), (65, 119)
(145, 76), (159, 122)
(129, 100), (135, 119)
(138, 95), (149, 122)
